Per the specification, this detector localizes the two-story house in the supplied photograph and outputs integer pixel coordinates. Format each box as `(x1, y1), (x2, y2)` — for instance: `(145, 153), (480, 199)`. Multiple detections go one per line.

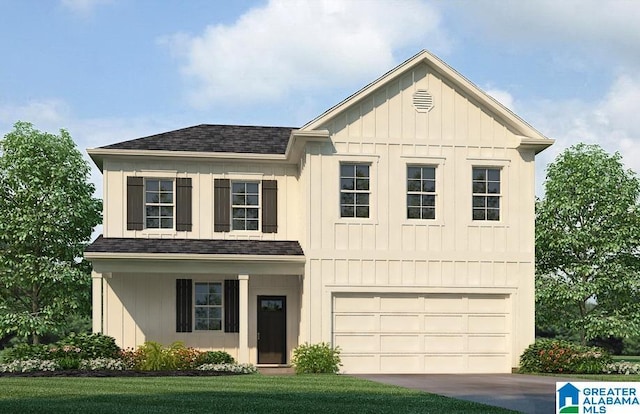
(85, 50), (553, 374)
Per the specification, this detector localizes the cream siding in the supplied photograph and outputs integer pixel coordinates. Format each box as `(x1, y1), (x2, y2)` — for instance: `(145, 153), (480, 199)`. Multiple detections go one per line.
(298, 62), (537, 372)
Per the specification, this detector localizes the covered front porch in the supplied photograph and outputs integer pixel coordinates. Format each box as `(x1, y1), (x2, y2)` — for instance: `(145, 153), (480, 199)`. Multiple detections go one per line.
(85, 236), (305, 365)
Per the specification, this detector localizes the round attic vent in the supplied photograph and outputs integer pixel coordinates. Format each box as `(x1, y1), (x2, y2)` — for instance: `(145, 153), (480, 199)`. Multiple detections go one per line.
(413, 89), (434, 112)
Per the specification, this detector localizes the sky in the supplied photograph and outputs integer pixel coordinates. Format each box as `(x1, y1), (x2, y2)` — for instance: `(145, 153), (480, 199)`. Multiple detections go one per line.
(1, 0), (640, 201)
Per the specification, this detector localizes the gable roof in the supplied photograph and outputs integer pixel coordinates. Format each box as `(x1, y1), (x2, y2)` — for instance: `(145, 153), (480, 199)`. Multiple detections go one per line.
(100, 124), (295, 154)
(85, 235), (304, 257)
(301, 50), (554, 152)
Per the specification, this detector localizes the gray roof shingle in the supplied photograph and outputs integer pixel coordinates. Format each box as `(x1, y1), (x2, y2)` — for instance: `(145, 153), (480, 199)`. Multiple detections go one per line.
(85, 235), (304, 256)
(100, 124), (296, 155)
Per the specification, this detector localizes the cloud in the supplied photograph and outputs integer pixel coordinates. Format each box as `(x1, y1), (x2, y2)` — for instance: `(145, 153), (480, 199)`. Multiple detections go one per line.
(60, 0), (112, 16)
(161, 0), (448, 108)
(451, 0), (640, 67)
(484, 88), (515, 111)
(520, 72), (640, 195)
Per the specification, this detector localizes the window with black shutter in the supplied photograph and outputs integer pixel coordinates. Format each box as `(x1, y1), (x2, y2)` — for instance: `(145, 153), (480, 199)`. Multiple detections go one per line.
(214, 179), (231, 232)
(127, 177), (144, 230)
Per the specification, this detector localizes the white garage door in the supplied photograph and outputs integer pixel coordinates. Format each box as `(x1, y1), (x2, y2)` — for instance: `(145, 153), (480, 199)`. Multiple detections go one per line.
(332, 293), (511, 374)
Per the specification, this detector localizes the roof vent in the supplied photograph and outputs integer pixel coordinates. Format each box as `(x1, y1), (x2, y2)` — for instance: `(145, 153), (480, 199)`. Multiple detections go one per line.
(413, 89), (434, 112)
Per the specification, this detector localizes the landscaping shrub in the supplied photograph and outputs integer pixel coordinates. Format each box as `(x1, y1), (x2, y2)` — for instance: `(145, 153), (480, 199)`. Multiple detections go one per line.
(196, 363), (257, 374)
(79, 358), (126, 371)
(133, 341), (201, 371)
(195, 350), (235, 366)
(57, 333), (120, 359)
(604, 361), (640, 375)
(519, 338), (611, 374)
(2, 343), (49, 363)
(291, 342), (341, 374)
(0, 359), (59, 373)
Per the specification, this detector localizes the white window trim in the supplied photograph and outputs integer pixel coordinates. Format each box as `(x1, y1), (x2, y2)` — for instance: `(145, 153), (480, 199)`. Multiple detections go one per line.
(143, 178), (175, 231)
(193, 281), (224, 332)
(230, 180), (261, 233)
(336, 155), (379, 224)
(467, 158), (510, 227)
(401, 156), (446, 226)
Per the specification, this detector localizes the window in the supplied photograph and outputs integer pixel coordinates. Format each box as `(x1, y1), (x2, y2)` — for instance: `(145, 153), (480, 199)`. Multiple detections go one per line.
(407, 166), (436, 219)
(145, 179), (174, 229)
(340, 163), (370, 218)
(194, 282), (222, 331)
(231, 182), (259, 230)
(472, 167), (501, 221)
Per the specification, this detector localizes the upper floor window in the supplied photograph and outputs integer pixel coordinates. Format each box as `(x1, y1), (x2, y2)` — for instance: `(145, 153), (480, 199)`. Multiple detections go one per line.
(407, 166), (436, 220)
(340, 163), (370, 218)
(231, 182), (259, 231)
(194, 282), (222, 331)
(145, 179), (174, 229)
(472, 167), (500, 221)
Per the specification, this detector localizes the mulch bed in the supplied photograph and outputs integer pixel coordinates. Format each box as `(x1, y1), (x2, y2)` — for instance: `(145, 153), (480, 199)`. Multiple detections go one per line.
(0, 370), (240, 378)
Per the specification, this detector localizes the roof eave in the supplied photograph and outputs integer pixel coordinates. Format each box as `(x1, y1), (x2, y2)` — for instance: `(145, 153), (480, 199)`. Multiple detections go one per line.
(84, 251), (306, 262)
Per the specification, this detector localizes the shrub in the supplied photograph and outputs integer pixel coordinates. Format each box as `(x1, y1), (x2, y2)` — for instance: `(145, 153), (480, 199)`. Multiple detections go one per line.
(195, 351), (235, 366)
(48, 345), (83, 369)
(134, 341), (201, 371)
(119, 347), (145, 370)
(79, 358), (126, 371)
(291, 342), (341, 374)
(2, 343), (49, 363)
(604, 361), (640, 375)
(0, 359), (59, 373)
(519, 339), (611, 374)
(196, 363), (257, 374)
(57, 333), (120, 359)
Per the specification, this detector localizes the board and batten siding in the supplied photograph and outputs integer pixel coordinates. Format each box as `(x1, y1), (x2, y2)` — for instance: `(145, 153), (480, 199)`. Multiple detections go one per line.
(299, 62), (536, 369)
(102, 159), (300, 241)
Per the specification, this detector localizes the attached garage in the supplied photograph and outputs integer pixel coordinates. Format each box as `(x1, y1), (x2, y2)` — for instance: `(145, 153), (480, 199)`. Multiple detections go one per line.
(332, 293), (512, 374)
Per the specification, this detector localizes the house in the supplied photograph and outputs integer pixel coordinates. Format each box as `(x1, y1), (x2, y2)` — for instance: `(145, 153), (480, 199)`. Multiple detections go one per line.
(84, 50), (553, 374)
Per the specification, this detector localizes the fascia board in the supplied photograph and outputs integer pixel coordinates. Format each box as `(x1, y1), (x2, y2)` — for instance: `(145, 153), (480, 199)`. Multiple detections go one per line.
(84, 251), (306, 263)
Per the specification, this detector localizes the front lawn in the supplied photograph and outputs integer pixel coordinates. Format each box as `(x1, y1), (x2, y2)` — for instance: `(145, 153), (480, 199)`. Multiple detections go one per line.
(0, 374), (515, 413)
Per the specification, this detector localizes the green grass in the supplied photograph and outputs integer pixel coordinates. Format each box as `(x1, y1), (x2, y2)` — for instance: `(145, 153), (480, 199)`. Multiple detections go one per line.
(613, 355), (640, 363)
(0, 374), (515, 413)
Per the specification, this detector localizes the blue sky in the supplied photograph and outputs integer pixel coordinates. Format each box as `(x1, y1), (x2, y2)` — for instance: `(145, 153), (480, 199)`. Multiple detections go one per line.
(1, 0), (639, 197)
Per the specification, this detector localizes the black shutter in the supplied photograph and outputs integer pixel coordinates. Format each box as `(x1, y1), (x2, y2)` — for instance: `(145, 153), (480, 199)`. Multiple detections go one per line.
(224, 279), (239, 333)
(214, 179), (231, 232)
(176, 178), (192, 231)
(262, 180), (278, 233)
(176, 279), (192, 333)
(127, 176), (144, 230)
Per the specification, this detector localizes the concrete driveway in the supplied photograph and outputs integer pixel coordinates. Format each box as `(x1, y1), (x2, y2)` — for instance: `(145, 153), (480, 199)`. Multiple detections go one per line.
(355, 374), (574, 413)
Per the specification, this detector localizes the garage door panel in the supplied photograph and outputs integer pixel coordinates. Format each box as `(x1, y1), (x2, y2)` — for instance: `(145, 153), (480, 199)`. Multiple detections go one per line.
(380, 335), (420, 352)
(468, 355), (510, 373)
(380, 355), (421, 373)
(380, 296), (421, 311)
(334, 295), (377, 312)
(334, 334), (378, 352)
(380, 314), (420, 331)
(468, 295), (508, 313)
(340, 355), (378, 373)
(334, 314), (377, 331)
(424, 355), (465, 373)
(425, 335), (465, 352)
(424, 295), (465, 312)
(425, 315), (463, 333)
(467, 315), (506, 333)
(468, 335), (508, 352)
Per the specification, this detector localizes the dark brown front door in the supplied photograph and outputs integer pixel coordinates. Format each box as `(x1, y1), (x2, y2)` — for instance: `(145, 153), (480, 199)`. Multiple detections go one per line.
(257, 296), (286, 364)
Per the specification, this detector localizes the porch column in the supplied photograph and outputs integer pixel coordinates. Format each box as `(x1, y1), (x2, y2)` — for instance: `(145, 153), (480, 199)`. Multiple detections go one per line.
(238, 274), (249, 363)
(91, 271), (103, 333)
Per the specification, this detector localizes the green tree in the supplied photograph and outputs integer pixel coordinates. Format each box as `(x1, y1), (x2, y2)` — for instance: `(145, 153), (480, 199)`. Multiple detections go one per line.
(536, 143), (640, 344)
(0, 122), (101, 344)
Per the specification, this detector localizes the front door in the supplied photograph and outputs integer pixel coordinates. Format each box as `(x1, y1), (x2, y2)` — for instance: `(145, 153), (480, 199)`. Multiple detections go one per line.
(257, 296), (287, 364)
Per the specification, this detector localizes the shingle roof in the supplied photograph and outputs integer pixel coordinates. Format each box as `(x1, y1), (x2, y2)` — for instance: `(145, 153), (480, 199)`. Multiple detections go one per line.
(85, 235), (304, 256)
(100, 124), (296, 155)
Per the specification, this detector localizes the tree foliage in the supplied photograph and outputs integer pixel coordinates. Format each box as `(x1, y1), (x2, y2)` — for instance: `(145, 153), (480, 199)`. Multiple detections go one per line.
(0, 122), (101, 344)
(536, 143), (640, 344)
